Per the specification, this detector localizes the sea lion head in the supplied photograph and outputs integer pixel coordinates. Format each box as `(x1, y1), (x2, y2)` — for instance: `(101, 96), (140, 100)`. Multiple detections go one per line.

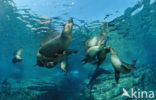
(63, 18), (73, 35)
(98, 36), (109, 47)
(97, 39), (106, 49)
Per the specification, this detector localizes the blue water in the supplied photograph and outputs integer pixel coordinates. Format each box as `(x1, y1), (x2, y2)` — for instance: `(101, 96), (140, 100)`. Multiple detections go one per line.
(0, 0), (156, 100)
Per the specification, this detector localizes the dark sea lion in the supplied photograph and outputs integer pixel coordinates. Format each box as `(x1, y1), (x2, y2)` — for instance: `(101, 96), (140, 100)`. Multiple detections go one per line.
(110, 47), (136, 83)
(12, 48), (23, 64)
(38, 18), (73, 58)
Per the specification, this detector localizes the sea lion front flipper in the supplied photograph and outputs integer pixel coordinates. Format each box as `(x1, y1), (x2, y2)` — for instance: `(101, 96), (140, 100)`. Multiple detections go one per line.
(60, 57), (68, 74)
(115, 69), (120, 84)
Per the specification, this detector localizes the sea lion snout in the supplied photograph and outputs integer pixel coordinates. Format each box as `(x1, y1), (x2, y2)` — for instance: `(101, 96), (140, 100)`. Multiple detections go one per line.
(63, 18), (73, 35)
(68, 17), (73, 23)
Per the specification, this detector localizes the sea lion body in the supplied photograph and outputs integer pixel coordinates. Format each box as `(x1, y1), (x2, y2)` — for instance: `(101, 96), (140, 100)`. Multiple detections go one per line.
(82, 35), (107, 63)
(36, 18), (74, 74)
(110, 48), (136, 83)
(110, 48), (134, 73)
(85, 35), (106, 51)
(12, 48), (23, 64)
(38, 18), (73, 58)
(86, 46), (103, 58)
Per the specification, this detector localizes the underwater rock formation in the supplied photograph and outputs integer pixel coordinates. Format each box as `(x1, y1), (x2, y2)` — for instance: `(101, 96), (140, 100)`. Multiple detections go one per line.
(0, 78), (57, 100)
(82, 63), (156, 100)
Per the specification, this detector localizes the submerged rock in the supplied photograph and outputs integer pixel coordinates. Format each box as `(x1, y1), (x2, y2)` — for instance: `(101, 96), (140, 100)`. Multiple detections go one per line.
(82, 64), (156, 100)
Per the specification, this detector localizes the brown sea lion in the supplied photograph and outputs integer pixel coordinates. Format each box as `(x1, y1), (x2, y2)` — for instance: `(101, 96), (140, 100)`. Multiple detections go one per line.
(110, 47), (136, 83)
(38, 18), (73, 58)
(35, 18), (75, 74)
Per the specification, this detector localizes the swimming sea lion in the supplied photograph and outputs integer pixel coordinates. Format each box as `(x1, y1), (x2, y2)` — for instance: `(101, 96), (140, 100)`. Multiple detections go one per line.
(110, 47), (136, 83)
(82, 36), (108, 64)
(12, 48), (23, 64)
(38, 18), (73, 58)
(36, 18), (74, 73)
(82, 23), (109, 64)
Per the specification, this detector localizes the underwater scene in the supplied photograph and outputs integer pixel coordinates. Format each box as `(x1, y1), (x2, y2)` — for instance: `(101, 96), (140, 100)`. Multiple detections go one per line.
(0, 0), (156, 100)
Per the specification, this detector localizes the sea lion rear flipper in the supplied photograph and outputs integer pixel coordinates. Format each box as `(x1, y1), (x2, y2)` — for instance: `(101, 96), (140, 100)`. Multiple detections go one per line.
(115, 69), (120, 84)
(122, 62), (136, 70)
(60, 57), (68, 74)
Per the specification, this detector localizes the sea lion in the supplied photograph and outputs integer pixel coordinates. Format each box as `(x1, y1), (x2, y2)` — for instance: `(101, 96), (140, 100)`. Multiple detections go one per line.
(35, 18), (74, 73)
(12, 48), (23, 64)
(82, 23), (109, 64)
(38, 18), (73, 58)
(82, 36), (108, 64)
(110, 47), (136, 83)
